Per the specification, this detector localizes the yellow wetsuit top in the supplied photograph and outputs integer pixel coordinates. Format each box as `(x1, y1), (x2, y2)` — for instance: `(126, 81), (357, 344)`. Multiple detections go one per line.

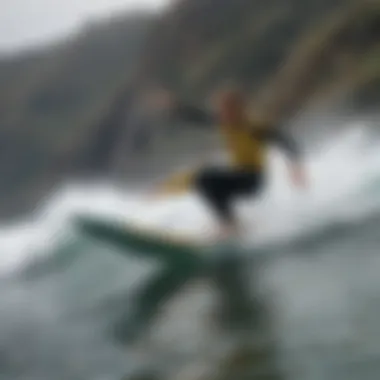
(154, 106), (300, 195)
(220, 121), (268, 171)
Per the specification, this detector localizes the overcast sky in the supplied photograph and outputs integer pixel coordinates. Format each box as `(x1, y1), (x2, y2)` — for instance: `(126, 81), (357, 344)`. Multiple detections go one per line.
(0, 0), (169, 53)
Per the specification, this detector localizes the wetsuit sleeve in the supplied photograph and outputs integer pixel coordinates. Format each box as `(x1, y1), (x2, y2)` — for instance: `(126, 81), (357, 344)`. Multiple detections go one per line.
(172, 103), (216, 126)
(155, 168), (199, 196)
(257, 128), (301, 161)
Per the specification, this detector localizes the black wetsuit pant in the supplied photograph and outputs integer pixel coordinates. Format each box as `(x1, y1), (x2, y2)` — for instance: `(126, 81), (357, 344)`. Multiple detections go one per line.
(194, 167), (265, 225)
(112, 167), (264, 345)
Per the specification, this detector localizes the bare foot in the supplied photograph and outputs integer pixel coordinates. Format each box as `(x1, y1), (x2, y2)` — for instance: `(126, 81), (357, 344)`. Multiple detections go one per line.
(213, 223), (239, 242)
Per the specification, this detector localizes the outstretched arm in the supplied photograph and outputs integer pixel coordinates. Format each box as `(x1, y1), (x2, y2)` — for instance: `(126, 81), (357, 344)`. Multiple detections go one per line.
(146, 167), (200, 201)
(257, 128), (307, 188)
(172, 102), (217, 126)
(258, 128), (301, 161)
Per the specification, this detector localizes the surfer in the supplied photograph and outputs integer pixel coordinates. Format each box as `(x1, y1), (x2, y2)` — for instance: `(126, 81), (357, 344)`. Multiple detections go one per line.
(150, 88), (308, 240)
(110, 87), (308, 347)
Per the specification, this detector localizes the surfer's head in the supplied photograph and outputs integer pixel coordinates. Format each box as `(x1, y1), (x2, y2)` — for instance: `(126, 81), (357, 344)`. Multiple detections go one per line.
(216, 87), (248, 126)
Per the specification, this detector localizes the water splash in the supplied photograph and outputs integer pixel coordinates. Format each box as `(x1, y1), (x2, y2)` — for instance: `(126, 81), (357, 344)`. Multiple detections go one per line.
(1, 123), (380, 274)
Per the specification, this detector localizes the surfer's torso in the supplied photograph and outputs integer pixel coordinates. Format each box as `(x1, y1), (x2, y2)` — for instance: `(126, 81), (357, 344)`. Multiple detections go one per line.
(170, 103), (300, 170)
(220, 121), (268, 171)
(152, 104), (300, 196)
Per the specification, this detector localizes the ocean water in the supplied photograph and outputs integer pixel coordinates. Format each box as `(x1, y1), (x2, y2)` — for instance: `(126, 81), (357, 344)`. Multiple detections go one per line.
(2, 124), (380, 379)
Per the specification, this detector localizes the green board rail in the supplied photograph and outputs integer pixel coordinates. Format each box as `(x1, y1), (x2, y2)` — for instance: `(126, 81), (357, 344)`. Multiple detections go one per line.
(74, 215), (210, 269)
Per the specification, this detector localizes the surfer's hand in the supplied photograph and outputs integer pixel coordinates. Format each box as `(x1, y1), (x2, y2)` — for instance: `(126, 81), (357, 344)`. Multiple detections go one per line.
(289, 163), (308, 189)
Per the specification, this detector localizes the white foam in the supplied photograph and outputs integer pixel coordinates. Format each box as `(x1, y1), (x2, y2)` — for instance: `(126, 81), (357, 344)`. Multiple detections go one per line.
(0, 123), (380, 274)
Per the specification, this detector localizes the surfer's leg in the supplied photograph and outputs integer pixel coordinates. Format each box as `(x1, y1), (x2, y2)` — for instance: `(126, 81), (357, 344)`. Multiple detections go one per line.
(195, 168), (263, 237)
(195, 168), (237, 226)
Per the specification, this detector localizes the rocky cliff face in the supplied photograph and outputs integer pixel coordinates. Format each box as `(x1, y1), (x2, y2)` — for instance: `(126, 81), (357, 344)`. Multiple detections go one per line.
(0, 0), (380, 220)
(142, 0), (380, 116)
(0, 11), (154, 219)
